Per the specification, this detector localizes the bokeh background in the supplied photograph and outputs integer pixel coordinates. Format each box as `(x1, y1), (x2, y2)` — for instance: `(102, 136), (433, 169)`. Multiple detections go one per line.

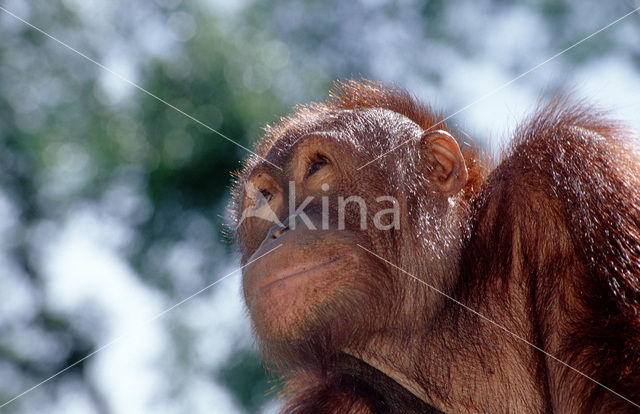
(0, 1), (639, 413)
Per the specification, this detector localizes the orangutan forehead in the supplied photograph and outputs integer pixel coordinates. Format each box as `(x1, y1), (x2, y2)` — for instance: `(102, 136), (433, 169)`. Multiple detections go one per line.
(262, 107), (423, 158)
(233, 106), (426, 198)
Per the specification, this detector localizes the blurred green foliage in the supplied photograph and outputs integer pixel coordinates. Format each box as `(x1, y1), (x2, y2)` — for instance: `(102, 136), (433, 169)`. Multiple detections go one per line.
(217, 347), (281, 413)
(0, 2), (309, 412)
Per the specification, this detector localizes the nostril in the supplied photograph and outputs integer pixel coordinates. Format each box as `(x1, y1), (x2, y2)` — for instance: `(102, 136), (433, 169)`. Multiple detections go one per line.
(271, 225), (289, 239)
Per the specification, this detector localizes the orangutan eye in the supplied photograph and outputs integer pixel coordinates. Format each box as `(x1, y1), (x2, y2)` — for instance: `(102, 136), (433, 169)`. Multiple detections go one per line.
(306, 154), (329, 178)
(259, 189), (273, 202)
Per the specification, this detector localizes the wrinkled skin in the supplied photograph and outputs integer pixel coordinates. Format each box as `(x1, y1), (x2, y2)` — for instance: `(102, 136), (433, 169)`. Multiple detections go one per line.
(237, 105), (467, 368)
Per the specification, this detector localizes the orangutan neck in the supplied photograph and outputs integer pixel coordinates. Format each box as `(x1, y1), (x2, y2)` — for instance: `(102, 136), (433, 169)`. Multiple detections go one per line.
(345, 272), (550, 413)
(329, 353), (442, 413)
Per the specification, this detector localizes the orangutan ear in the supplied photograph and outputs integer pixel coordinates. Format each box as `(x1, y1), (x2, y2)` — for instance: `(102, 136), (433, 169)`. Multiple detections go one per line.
(420, 130), (468, 196)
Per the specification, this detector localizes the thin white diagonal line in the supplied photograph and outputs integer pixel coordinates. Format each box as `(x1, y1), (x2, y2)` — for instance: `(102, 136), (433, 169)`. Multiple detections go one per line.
(0, 6), (282, 171)
(357, 5), (640, 170)
(0, 243), (282, 409)
(356, 244), (640, 410)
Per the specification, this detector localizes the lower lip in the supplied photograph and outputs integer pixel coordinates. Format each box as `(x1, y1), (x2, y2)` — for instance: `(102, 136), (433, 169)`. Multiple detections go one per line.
(249, 257), (343, 304)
